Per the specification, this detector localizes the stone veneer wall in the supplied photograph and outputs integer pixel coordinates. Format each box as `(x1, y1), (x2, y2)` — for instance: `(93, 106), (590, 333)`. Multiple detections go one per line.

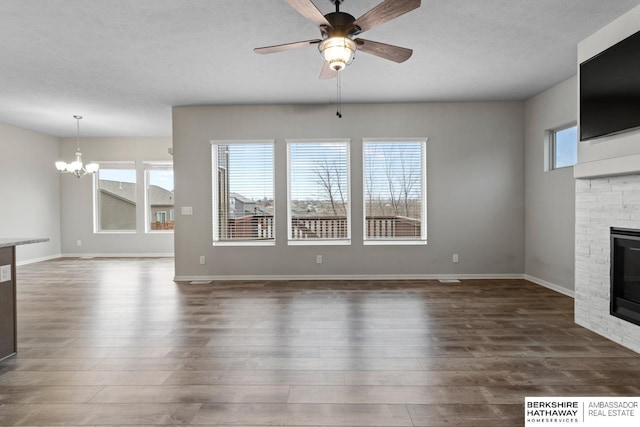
(575, 174), (640, 353)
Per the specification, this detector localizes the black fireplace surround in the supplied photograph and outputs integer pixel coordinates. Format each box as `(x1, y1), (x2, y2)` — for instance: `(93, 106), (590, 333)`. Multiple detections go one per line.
(611, 227), (640, 327)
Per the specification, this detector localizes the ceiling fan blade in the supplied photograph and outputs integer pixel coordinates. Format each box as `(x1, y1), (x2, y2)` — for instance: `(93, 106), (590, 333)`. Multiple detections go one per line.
(319, 61), (338, 80)
(355, 38), (413, 63)
(254, 39), (322, 54)
(284, 0), (333, 29)
(352, 0), (421, 33)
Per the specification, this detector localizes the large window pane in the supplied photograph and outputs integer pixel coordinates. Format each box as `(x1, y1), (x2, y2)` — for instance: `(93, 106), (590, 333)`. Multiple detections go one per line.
(212, 141), (274, 243)
(95, 162), (137, 232)
(288, 141), (350, 243)
(363, 140), (426, 242)
(145, 163), (174, 232)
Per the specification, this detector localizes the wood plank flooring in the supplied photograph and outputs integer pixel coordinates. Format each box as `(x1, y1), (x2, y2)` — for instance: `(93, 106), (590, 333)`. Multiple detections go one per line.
(0, 257), (639, 426)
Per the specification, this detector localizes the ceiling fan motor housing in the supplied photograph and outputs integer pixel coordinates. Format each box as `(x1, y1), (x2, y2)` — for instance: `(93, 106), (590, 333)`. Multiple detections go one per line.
(321, 12), (360, 38)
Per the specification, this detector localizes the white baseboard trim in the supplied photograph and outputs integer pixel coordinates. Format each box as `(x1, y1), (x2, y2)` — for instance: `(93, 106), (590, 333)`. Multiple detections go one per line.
(174, 273), (526, 282)
(62, 253), (174, 258)
(524, 274), (575, 298)
(16, 253), (62, 266)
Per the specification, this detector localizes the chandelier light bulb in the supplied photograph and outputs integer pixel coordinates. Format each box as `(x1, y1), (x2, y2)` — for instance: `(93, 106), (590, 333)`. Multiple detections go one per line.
(85, 163), (99, 173)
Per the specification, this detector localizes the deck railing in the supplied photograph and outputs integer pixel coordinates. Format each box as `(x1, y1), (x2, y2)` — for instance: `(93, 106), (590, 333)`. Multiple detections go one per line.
(225, 215), (421, 239)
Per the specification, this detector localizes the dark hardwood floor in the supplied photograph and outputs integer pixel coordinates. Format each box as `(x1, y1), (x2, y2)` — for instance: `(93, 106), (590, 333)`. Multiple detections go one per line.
(0, 257), (639, 426)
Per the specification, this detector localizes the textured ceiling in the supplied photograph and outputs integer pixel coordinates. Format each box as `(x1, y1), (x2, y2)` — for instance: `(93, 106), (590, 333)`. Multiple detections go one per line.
(1, 0), (639, 137)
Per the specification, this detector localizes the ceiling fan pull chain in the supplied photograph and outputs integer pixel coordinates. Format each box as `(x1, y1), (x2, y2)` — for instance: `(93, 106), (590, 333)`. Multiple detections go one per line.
(336, 71), (343, 118)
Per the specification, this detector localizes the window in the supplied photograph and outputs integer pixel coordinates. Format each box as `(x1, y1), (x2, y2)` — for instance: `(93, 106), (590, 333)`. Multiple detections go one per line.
(211, 141), (274, 245)
(549, 125), (578, 169)
(145, 162), (174, 233)
(287, 140), (350, 244)
(363, 140), (427, 244)
(94, 162), (137, 232)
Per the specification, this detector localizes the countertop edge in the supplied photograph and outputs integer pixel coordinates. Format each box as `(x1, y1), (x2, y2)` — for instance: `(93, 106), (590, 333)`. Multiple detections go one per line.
(0, 238), (50, 248)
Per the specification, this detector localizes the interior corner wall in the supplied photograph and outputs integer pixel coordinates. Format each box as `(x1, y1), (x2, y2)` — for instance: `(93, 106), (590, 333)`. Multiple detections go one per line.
(0, 123), (61, 263)
(59, 137), (174, 256)
(172, 102), (525, 279)
(524, 76), (577, 293)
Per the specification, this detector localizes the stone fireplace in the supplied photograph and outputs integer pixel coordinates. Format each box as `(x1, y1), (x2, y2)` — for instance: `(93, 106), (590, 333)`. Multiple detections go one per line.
(575, 174), (640, 352)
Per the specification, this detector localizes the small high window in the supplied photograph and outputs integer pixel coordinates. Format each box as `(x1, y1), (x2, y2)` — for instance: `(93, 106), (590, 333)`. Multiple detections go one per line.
(550, 125), (578, 169)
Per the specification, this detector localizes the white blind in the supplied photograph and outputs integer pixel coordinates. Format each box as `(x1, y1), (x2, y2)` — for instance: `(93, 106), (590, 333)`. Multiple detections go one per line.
(211, 142), (274, 242)
(288, 141), (350, 241)
(363, 141), (425, 241)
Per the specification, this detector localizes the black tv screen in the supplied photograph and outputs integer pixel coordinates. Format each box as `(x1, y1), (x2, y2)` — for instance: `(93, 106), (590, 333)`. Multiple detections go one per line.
(580, 30), (640, 141)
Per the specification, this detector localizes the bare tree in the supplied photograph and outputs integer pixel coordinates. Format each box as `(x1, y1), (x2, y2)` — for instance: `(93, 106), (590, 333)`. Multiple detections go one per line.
(384, 146), (401, 215)
(314, 159), (346, 216)
(398, 146), (421, 217)
(364, 143), (421, 219)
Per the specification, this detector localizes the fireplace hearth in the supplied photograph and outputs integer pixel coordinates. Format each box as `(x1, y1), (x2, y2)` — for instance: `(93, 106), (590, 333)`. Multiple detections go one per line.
(611, 227), (640, 327)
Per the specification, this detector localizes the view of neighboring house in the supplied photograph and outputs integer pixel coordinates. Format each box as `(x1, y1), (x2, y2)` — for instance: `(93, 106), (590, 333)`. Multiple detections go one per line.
(229, 192), (256, 218)
(98, 180), (174, 231)
(148, 184), (175, 230)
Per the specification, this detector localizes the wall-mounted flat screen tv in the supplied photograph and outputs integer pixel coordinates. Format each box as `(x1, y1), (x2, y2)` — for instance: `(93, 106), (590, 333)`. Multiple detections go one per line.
(580, 29), (640, 142)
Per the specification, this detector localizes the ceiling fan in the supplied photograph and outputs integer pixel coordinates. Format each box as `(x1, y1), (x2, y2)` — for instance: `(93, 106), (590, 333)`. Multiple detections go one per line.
(254, 0), (421, 79)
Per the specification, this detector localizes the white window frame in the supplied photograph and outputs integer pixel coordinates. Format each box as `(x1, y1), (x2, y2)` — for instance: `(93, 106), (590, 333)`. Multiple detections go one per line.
(362, 138), (428, 245)
(546, 123), (578, 171)
(144, 161), (174, 234)
(93, 161), (137, 234)
(287, 139), (351, 246)
(211, 140), (276, 247)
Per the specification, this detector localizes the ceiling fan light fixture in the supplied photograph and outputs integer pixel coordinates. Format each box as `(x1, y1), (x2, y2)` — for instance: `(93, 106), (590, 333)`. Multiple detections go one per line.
(319, 37), (356, 71)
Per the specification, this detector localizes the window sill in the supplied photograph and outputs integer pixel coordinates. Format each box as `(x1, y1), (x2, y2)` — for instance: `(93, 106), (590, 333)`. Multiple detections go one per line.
(288, 239), (351, 246)
(363, 240), (427, 246)
(213, 240), (275, 247)
(94, 231), (137, 235)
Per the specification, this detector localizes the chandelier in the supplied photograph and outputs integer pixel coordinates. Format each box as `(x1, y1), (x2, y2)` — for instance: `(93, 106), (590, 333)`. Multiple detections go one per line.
(55, 115), (99, 178)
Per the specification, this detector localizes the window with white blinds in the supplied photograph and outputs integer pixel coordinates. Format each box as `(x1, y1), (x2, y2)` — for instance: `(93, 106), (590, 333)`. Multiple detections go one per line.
(287, 140), (350, 244)
(211, 141), (275, 244)
(363, 140), (427, 243)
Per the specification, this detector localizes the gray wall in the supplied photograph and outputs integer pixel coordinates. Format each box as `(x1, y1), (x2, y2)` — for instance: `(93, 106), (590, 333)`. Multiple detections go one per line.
(0, 123), (61, 263)
(59, 137), (174, 255)
(173, 102), (525, 279)
(524, 77), (577, 294)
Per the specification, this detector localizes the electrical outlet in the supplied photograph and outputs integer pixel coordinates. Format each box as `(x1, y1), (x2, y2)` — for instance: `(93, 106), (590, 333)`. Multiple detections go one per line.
(76, 240), (82, 247)
(316, 255), (323, 264)
(453, 254), (459, 263)
(182, 206), (193, 215)
(199, 256), (206, 265)
(0, 265), (11, 283)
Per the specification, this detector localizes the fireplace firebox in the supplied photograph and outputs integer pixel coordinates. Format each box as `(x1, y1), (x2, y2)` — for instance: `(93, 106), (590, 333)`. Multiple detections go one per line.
(611, 227), (640, 327)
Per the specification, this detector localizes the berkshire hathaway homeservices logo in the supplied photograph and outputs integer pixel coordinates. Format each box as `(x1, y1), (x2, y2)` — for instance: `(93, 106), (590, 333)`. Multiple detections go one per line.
(525, 397), (639, 426)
